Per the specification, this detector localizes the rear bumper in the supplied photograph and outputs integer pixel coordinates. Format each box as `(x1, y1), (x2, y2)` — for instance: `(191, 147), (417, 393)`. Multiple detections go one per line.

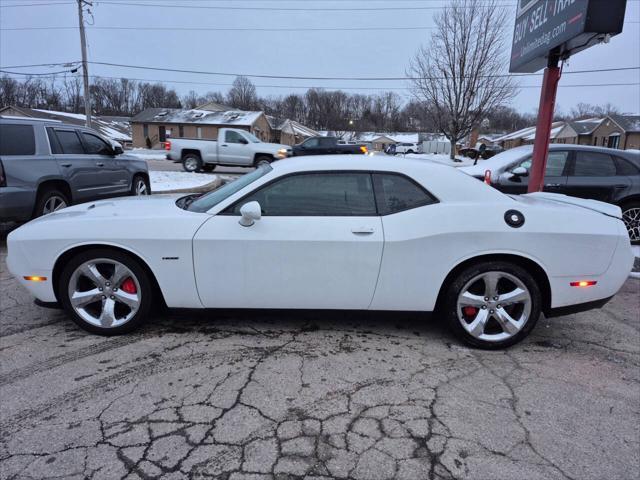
(0, 187), (36, 221)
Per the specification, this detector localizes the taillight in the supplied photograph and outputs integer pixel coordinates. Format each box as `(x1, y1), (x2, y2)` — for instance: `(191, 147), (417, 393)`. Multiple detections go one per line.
(484, 170), (491, 185)
(360, 146), (368, 154)
(164, 140), (171, 151)
(0, 160), (6, 187)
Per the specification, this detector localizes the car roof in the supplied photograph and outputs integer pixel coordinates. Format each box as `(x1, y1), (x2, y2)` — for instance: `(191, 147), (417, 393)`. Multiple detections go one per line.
(270, 154), (507, 203)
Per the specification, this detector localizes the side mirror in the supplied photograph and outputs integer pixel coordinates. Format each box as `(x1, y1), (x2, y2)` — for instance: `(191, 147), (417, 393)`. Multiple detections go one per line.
(511, 166), (529, 177)
(113, 145), (124, 155)
(239, 201), (262, 227)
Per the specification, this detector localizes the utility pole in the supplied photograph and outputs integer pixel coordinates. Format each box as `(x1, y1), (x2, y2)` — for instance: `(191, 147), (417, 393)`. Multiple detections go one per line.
(77, 0), (92, 128)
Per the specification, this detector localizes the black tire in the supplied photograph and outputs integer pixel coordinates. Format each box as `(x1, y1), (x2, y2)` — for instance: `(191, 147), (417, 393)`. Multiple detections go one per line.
(406, 150), (414, 154)
(58, 248), (153, 335)
(621, 201), (640, 245)
(253, 155), (272, 167)
(442, 261), (541, 349)
(131, 174), (150, 196)
(182, 153), (202, 172)
(33, 186), (69, 218)
(202, 164), (216, 172)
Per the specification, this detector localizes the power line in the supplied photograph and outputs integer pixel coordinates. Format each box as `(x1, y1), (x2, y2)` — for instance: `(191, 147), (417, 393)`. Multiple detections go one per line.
(1, 25), (438, 31)
(0, 1), (74, 7)
(94, 0), (518, 11)
(0, 61), (80, 68)
(84, 61), (640, 81)
(1, 71), (638, 92)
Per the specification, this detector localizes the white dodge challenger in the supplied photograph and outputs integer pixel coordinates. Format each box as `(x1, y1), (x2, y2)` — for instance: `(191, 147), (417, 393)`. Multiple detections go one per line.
(6, 155), (634, 348)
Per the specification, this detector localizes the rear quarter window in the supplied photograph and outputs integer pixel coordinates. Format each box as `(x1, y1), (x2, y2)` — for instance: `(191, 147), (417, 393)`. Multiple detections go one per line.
(373, 173), (438, 215)
(0, 124), (36, 156)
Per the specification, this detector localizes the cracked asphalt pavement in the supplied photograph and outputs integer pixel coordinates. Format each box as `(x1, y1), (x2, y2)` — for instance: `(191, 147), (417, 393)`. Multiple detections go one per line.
(1, 242), (639, 480)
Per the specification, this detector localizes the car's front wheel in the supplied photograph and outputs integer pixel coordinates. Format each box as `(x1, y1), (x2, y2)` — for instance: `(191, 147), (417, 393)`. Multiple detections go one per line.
(443, 261), (541, 349)
(621, 201), (640, 245)
(58, 249), (153, 335)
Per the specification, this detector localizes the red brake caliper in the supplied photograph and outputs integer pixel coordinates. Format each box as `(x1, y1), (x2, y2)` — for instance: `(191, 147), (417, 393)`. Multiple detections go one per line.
(463, 306), (478, 318)
(121, 277), (137, 294)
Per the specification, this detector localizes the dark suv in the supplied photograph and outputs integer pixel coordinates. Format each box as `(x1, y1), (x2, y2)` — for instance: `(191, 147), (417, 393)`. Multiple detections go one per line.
(460, 144), (640, 243)
(0, 117), (150, 221)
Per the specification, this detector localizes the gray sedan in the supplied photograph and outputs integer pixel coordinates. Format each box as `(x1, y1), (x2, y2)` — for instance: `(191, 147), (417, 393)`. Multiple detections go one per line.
(0, 117), (150, 221)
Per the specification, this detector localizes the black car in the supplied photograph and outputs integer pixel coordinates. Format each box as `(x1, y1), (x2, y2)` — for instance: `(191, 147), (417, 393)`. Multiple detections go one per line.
(292, 136), (368, 156)
(460, 144), (640, 243)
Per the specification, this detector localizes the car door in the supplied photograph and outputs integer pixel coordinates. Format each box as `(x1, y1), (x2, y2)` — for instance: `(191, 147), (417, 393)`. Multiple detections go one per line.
(79, 131), (129, 195)
(496, 150), (570, 195)
(220, 130), (252, 165)
(562, 151), (629, 203)
(48, 127), (110, 202)
(299, 138), (321, 155)
(192, 172), (383, 309)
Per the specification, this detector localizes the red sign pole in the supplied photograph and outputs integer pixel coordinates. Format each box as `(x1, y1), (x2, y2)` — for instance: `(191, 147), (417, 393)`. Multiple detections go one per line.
(528, 56), (561, 193)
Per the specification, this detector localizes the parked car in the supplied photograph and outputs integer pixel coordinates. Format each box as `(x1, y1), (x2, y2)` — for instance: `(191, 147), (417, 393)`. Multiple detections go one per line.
(460, 144), (504, 160)
(460, 145), (640, 243)
(7, 155), (633, 348)
(165, 128), (292, 172)
(0, 117), (150, 222)
(395, 142), (421, 155)
(291, 136), (368, 156)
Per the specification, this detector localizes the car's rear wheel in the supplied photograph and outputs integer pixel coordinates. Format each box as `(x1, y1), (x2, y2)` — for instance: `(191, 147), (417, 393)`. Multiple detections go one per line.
(406, 150), (414, 154)
(131, 175), (150, 196)
(443, 261), (541, 349)
(621, 201), (640, 245)
(182, 154), (202, 172)
(34, 187), (69, 218)
(58, 249), (153, 335)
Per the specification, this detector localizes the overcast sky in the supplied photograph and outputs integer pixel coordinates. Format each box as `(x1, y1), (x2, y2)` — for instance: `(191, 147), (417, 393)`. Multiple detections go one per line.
(1, 0), (639, 115)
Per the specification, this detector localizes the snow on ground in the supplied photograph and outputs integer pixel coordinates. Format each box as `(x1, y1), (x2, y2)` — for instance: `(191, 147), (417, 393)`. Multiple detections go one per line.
(404, 153), (475, 167)
(127, 149), (169, 161)
(150, 171), (217, 192)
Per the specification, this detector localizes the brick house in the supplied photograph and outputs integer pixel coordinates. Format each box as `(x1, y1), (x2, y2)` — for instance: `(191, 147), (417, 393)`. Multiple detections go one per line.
(130, 108), (273, 148)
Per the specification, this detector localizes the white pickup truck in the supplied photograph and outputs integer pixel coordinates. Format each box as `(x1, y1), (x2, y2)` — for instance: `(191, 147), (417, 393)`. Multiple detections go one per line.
(165, 128), (292, 172)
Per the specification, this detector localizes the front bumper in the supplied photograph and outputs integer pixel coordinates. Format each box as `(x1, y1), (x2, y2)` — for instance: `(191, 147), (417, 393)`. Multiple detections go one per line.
(6, 233), (57, 303)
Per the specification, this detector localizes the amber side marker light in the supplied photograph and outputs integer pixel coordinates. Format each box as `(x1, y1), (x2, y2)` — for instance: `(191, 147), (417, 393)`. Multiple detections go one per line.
(360, 146), (368, 154)
(24, 276), (47, 282)
(570, 281), (597, 288)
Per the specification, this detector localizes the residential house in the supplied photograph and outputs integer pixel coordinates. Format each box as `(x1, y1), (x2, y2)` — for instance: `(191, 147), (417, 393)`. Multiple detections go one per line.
(495, 122), (578, 150)
(267, 117), (319, 145)
(0, 106), (132, 147)
(130, 108), (272, 148)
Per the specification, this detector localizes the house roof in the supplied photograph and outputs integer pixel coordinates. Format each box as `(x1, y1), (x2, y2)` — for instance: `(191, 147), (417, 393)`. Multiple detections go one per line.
(610, 114), (640, 133)
(570, 118), (603, 135)
(0, 106), (132, 142)
(131, 108), (264, 126)
(196, 101), (234, 112)
(495, 121), (570, 142)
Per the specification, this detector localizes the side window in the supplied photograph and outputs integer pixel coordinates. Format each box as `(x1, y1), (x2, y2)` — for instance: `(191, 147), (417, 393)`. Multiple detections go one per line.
(573, 152), (617, 177)
(46, 127), (62, 154)
(0, 124), (36, 155)
(372, 173), (437, 215)
(225, 130), (245, 144)
(81, 132), (112, 155)
(545, 151), (569, 176)
(303, 138), (320, 148)
(228, 173), (376, 216)
(319, 137), (334, 147)
(55, 130), (85, 154)
(615, 157), (640, 176)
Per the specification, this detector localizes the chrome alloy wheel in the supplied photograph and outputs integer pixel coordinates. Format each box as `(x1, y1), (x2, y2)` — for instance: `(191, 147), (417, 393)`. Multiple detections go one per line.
(67, 259), (141, 328)
(134, 178), (149, 195)
(456, 271), (532, 343)
(184, 157), (199, 172)
(42, 195), (67, 215)
(622, 207), (640, 242)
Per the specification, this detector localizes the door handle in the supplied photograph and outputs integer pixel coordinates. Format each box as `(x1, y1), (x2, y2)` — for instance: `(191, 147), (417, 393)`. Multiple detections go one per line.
(96, 162), (105, 167)
(614, 184), (626, 189)
(60, 163), (71, 167)
(352, 227), (375, 234)
(221, 144), (228, 147)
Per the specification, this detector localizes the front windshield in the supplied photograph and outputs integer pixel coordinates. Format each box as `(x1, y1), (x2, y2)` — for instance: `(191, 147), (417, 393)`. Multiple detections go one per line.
(188, 163), (272, 212)
(244, 131), (262, 143)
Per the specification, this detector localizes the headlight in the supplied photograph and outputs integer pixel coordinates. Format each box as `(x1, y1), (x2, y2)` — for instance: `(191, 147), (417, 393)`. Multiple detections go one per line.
(277, 148), (288, 158)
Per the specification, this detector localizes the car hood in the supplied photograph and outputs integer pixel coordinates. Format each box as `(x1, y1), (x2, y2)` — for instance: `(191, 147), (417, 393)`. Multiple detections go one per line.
(517, 192), (622, 219)
(27, 194), (197, 224)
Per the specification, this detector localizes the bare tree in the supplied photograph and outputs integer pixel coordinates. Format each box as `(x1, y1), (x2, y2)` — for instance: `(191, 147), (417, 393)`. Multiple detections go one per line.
(408, 0), (517, 159)
(227, 76), (258, 110)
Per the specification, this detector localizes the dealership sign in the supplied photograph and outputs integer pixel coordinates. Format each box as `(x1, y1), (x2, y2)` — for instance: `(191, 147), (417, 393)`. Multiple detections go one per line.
(510, 0), (627, 73)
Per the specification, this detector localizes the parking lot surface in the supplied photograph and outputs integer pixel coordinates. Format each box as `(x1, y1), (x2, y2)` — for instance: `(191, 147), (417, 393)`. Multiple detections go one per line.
(1, 243), (639, 480)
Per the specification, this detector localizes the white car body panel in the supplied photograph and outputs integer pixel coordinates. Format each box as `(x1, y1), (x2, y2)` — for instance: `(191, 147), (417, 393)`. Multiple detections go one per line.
(6, 155), (634, 317)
